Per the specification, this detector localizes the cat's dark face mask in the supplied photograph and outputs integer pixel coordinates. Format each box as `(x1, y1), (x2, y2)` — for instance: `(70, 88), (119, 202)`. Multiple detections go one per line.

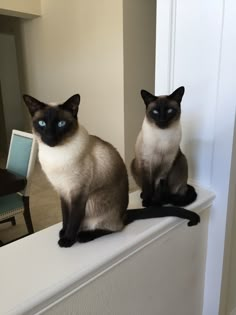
(33, 108), (77, 147)
(140, 87), (185, 129)
(147, 99), (180, 129)
(23, 94), (80, 147)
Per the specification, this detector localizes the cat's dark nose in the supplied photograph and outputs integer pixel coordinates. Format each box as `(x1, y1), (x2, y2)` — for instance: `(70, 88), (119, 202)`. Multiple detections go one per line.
(157, 121), (168, 129)
(42, 136), (58, 147)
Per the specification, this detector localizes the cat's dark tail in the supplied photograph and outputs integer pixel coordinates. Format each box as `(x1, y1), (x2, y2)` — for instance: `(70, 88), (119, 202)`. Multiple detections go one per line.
(167, 184), (197, 207)
(124, 205), (200, 227)
(76, 206), (200, 244)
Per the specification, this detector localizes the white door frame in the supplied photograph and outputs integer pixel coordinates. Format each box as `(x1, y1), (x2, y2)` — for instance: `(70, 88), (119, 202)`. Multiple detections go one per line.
(155, 1), (236, 314)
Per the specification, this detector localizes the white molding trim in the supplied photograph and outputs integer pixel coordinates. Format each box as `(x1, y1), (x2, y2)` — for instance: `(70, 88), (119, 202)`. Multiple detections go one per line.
(155, 0), (173, 94)
(169, 0), (177, 91)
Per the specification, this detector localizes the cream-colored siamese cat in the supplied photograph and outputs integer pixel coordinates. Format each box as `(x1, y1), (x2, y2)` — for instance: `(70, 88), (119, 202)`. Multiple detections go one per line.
(24, 93), (199, 248)
(131, 87), (197, 208)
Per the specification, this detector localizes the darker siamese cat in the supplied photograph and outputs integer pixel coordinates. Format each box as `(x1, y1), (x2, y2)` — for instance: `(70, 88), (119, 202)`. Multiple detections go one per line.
(131, 86), (197, 208)
(23, 93), (200, 248)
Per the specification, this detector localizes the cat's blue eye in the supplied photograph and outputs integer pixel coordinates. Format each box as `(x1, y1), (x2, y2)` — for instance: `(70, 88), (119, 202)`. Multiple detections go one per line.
(167, 108), (173, 114)
(38, 120), (46, 127)
(152, 109), (159, 115)
(58, 120), (66, 128)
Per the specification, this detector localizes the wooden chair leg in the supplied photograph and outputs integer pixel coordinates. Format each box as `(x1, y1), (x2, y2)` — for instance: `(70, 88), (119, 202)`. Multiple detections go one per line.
(23, 196), (34, 234)
(0, 217), (16, 225)
(10, 217), (16, 226)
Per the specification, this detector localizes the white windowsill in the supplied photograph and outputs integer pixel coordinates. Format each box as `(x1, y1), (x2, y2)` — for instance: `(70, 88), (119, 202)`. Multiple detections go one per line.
(0, 185), (215, 315)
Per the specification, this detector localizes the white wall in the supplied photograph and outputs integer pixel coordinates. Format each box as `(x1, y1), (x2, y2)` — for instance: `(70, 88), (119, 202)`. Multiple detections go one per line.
(0, 33), (24, 145)
(42, 210), (209, 315)
(155, 1), (236, 314)
(0, 187), (214, 315)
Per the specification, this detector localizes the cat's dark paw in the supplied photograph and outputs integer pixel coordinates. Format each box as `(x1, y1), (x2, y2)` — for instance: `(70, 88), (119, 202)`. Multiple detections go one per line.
(58, 237), (75, 248)
(141, 190), (155, 207)
(77, 231), (96, 243)
(187, 213), (201, 226)
(142, 198), (152, 207)
(142, 197), (162, 207)
(151, 195), (164, 206)
(59, 228), (65, 238)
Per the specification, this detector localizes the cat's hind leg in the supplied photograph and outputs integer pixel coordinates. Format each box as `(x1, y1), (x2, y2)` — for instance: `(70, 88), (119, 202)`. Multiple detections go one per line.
(167, 184), (197, 206)
(77, 229), (114, 243)
(145, 179), (167, 206)
(78, 192), (125, 243)
(166, 150), (197, 206)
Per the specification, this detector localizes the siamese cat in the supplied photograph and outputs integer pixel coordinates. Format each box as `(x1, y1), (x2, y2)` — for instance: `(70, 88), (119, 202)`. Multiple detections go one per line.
(131, 87), (197, 208)
(23, 93), (200, 248)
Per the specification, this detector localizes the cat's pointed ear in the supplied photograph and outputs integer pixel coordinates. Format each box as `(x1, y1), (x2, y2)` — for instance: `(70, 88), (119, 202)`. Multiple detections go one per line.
(23, 95), (46, 117)
(141, 90), (157, 107)
(61, 94), (80, 118)
(168, 86), (185, 104)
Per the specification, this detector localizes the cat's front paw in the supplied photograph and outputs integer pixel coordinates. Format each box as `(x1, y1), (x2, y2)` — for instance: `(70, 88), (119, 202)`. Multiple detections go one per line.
(59, 228), (65, 238)
(58, 237), (75, 248)
(142, 198), (151, 207)
(187, 213), (201, 226)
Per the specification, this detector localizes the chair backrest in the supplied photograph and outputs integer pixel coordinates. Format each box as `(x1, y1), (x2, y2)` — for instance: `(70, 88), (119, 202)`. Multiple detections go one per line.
(6, 129), (38, 195)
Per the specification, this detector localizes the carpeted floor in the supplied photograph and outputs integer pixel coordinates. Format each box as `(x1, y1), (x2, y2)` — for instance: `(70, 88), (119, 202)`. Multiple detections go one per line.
(0, 157), (61, 244)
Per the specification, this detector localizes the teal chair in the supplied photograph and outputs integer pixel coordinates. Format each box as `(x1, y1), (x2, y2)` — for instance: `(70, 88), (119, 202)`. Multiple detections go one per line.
(0, 130), (38, 237)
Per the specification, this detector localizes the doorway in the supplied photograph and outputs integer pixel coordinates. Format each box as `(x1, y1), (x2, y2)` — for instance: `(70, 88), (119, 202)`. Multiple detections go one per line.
(0, 83), (7, 156)
(0, 17), (25, 156)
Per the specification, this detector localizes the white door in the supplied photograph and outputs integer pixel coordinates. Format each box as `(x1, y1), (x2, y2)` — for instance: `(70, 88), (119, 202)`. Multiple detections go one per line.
(155, 1), (236, 314)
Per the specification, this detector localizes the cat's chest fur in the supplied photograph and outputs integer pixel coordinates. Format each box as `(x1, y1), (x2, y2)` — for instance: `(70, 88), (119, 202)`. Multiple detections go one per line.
(136, 117), (182, 165)
(38, 126), (90, 196)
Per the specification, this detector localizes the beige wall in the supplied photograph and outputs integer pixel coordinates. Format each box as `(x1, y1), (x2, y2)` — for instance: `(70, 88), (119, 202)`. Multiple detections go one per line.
(0, 0), (41, 18)
(12, 0), (155, 164)
(19, 0), (125, 157)
(225, 183), (236, 315)
(123, 0), (156, 173)
(227, 212), (236, 314)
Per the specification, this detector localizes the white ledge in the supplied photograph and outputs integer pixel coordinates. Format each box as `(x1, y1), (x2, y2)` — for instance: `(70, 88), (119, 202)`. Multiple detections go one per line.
(0, 185), (215, 315)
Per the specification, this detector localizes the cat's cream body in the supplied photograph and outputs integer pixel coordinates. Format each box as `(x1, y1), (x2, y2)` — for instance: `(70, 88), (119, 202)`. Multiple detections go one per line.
(38, 125), (127, 231)
(38, 125), (89, 198)
(131, 87), (197, 208)
(134, 116), (182, 187)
